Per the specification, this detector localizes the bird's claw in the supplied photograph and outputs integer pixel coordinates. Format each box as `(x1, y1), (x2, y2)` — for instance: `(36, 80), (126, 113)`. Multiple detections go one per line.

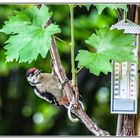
(61, 78), (69, 90)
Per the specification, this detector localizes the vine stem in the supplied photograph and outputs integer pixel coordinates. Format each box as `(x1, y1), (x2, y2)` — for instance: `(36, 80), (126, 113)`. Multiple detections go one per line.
(124, 10), (128, 22)
(47, 20), (110, 136)
(54, 35), (70, 45)
(76, 66), (84, 74)
(69, 4), (76, 87)
(50, 36), (111, 136)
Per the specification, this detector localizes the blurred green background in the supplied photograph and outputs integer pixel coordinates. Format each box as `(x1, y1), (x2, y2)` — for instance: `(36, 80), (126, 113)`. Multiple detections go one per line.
(0, 4), (118, 135)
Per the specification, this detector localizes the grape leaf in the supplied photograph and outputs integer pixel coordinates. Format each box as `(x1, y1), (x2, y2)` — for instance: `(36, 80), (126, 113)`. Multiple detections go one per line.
(76, 50), (113, 75)
(0, 5), (61, 63)
(76, 27), (136, 76)
(0, 10), (31, 34)
(95, 4), (128, 15)
(77, 4), (92, 11)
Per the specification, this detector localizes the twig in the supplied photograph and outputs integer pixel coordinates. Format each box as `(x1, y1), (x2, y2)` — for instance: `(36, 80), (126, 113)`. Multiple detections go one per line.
(54, 35), (70, 45)
(50, 36), (111, 136)
(69, 4), (76, 87)
(76, 66), (84, 74)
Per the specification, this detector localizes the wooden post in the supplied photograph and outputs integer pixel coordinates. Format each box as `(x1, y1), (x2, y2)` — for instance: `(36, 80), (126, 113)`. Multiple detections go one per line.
(116, 5), (137, 136)
(135, 5), (140, 135)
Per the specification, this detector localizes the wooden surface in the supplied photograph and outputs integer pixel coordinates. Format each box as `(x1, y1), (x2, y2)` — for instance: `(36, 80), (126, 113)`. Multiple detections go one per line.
(135, 6), (140, 136)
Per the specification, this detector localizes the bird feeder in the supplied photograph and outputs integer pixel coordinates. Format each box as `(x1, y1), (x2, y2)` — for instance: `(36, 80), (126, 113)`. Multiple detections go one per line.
(110, 19), (140, 114)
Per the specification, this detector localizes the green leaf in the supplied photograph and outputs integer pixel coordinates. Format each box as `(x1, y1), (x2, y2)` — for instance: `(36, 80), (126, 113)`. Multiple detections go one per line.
(76, 27), (136, 76)
(77, 4), (92, 11)
(0, 11), (31, 34)
(30, 5), (53, 27)
(0, 5), (61, 63)
(95, 4), (128, 15)
(76, 50), (113, 75)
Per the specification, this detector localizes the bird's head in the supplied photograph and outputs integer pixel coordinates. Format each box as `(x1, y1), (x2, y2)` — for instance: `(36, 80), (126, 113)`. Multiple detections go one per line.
(26, 67), (42, 86)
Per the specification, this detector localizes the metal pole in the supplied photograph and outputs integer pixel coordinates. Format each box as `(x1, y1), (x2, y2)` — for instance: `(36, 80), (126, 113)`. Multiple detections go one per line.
(116, 114), (123, 136)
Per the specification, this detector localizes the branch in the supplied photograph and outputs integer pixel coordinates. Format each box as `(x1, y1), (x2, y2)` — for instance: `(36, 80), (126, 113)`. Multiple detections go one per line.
(50, 36), (111, 136)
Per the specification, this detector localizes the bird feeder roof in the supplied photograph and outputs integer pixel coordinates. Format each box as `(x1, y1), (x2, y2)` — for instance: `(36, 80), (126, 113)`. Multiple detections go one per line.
(110, 19), (140, 34)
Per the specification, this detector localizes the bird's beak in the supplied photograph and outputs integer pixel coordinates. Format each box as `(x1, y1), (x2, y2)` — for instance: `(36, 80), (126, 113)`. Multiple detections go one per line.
(36, 70), (43, 75)
(38, 70), (43, 74)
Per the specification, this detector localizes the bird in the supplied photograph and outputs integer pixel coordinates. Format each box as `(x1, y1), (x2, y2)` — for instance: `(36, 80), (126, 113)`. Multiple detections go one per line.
(26, 67), (69, 107)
